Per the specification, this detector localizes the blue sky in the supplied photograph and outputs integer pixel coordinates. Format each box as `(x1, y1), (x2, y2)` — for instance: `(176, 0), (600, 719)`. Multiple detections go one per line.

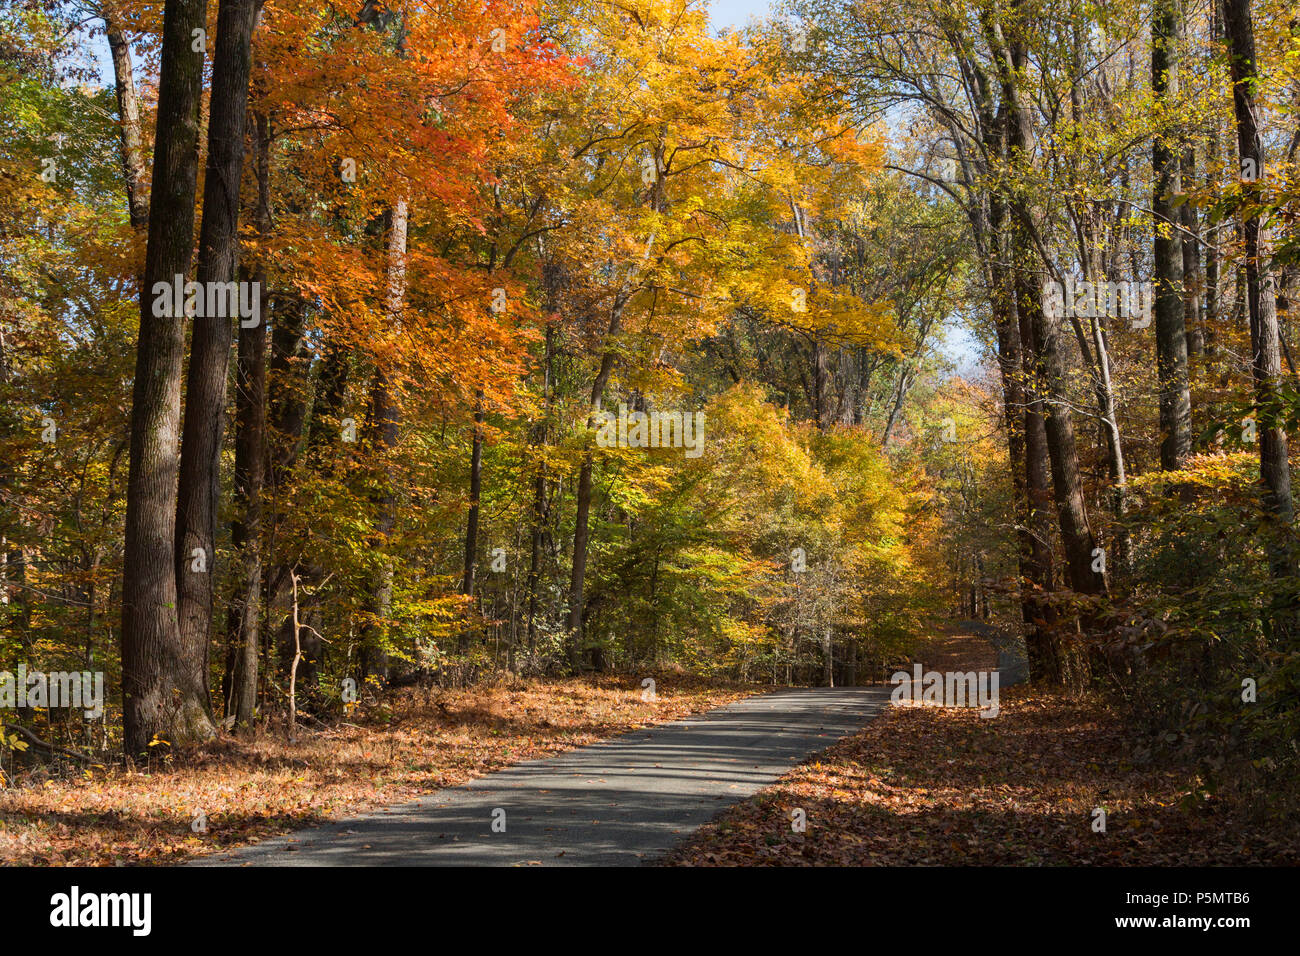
(709, 0), (777, 30)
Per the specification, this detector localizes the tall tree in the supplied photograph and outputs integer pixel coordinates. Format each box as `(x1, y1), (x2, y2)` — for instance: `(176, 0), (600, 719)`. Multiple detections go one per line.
(225, 106), (271, 729)
(1223, 0), (1295, 543)
(462, 392), (485, 600)
(120, 0), (214, 756)
(361, 198), (409, 681)
(174, 0), (261, 732)
(993, 7), (1105, 602)
(1152, 0), (1192, 469)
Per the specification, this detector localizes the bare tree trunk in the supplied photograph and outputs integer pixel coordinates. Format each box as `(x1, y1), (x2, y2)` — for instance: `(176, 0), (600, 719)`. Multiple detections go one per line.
(1018, 262), (1103, 596)
(1018, 274), (1065, 666)
(227, 305), (265, 729)
(1078, 219), (1130, 564)
(462, 394), (485, 599)
(459, 392), (485, 653)
(991, 209), (1059, 681)
(567, 317), (622, 667)
(525, 464), (546, 656)
(567, 463), (595, 667)
(262, 297), (314, 692)
(287, 569), (303, 742)
(266, 327), (344, 692)
(966, 58), (1063, 680)
(267, 298), (310, 488)
(994, 13), (1104, 602)
(1223, 0), (1295, 568)
(101, 2), (149, 230)
(121, 0), (215, 757)
(1182, 144), (1205, 359)
(1204, 132), (1222, 347)
(1203, 0), (1225, 359)
(226, 107), (270, 731)
(173, 0), (260, 738)
(813, 335), (829, 430)
(525, 325), (554, 657)
(1153, 0), (1193, 469)
(361, 199), (409, 681)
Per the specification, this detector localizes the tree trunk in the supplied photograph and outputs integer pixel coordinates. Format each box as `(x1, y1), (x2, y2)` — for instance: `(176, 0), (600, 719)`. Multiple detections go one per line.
(996, 17), (1104, 601)
(567, 315), (622, 667)
(525, 324), (554, 657)
(989, 192), (1058, 680)
(173, 0), (260, 738)
(1017, 271), (1065, 677)
(268, 326), (343, 691)
(1017, 260), (1103, 596)
(1182, 144), (1204, 359)
(567, 458), (595, 668)
(362, 198), (409, 682)
(1203, 0), (1225, 358)
(226, 108), (270, 731)
(967, 59), (1063, 680)
(101, 2), (149, 230)
(1076, 205), (1129, 526)
(267, 297), (310, 488)
(459, 392), (484, 653)
(462, 393), (485, 598)
(1223, 0), (1295, 566)
(1153, 0), (1193, 470)
(262, 296), (314, 690)
(121, 0), (215, 757)
(226, 290), (266, 729)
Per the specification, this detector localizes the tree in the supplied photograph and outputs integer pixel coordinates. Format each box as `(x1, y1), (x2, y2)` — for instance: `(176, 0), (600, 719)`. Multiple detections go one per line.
(120, 0), (215, 756)
(1222, 0), (1294, 538)
(99, 1), (149, 230)
(1152, 0), (1192, 470)
(225, 108), (271, 729)
(174, 0), (261, 730)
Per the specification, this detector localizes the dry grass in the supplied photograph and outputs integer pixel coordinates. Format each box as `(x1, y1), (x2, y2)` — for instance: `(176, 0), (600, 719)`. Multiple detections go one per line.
(0, 675), (759, 866)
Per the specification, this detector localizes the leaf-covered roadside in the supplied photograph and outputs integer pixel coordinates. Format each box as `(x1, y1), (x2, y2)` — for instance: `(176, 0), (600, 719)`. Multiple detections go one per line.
(662, 687), (1300, 866)
(0, 677), (757, 866)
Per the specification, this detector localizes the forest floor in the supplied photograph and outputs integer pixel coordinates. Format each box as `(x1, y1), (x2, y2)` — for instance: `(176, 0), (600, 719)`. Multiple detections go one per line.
(664, 630), (1300, 866)
(0, 676), (757, 865)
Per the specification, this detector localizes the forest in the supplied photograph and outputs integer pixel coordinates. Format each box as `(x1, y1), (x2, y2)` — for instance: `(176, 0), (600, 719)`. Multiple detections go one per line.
(1, 0), (1298, 868)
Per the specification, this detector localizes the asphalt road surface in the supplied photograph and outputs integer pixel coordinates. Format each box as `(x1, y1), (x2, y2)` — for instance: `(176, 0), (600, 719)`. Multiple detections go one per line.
(192, 685), (891, 867)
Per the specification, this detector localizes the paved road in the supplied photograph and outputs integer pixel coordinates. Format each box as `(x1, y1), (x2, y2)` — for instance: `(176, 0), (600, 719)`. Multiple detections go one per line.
(192, 686), (890, 867)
